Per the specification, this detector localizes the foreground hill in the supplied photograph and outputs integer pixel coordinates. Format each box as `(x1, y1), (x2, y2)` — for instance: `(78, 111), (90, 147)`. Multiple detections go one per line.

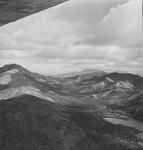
(0, 94), (142, 150)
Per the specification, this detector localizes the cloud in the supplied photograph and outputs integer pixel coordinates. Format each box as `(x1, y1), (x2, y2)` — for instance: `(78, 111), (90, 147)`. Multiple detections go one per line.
(82, 0), (142, 47)
(0, 0), (142, 74)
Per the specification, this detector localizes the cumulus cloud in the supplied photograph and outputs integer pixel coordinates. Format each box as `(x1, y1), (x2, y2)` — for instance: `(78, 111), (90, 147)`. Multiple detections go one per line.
(0, 0), (142, 74)
(87, 0), (142, 48)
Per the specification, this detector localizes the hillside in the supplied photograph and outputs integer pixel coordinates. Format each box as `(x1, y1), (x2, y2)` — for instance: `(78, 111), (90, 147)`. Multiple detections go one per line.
(0, 64), (143, 149)
(0, 94), (142, 150)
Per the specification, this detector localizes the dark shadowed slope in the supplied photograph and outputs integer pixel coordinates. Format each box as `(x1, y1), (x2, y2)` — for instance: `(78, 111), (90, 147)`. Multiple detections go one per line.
(116, 91), (143, 121)
(0, 0), (69, 26)
(0, 94), (142, 150)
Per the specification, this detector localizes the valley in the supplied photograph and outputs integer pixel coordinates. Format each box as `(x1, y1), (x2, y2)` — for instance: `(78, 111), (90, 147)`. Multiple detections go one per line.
(0, 64), (143, 150)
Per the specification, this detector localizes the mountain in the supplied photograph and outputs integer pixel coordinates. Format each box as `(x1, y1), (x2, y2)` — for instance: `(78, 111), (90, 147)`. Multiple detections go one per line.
(1, 64), (143, 106)
(49, 67), (143, 121)
(0, 65), (107, 104)
(1, 64), (143, 110)
(0, 0), (69, 26)
(0, 94), (142, 150)
(0, 64), (70, 103)
(55, 71), (143, 96)
(56, 69), (105, 78)
(0, 64), (143, 149)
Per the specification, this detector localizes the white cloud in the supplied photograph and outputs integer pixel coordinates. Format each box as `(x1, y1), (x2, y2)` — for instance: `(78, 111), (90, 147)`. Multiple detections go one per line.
(0, 0), (142, 74)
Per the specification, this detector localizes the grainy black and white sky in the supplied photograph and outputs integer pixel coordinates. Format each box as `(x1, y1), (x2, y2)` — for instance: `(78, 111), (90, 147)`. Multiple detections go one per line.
(0, 0), (142, 74)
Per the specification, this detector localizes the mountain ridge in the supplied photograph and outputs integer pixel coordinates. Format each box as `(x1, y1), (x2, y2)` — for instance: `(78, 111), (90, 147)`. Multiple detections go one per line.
(0, 64), (143, 149)
(0, 64), (143, 119)
(0, 64), (143, 99)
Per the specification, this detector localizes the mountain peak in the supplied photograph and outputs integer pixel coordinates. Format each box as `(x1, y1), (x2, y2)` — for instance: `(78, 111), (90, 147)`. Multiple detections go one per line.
(1, 64), (22, 70)
(0, 64), (30, 75)
(81, 68), (104, 74)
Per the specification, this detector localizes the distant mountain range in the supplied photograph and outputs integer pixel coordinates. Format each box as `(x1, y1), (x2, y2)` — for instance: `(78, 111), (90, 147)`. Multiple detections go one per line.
(0, 64), (143, 114)
(0, 64), (143, 150)
(55, 69), (106, 78)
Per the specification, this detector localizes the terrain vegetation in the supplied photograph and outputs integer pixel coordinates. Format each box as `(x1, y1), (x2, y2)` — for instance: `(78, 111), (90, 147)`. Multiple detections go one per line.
(0, 64), (143, 150)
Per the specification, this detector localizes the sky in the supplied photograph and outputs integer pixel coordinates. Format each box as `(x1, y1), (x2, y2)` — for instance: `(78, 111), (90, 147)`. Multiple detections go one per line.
(0, 0), (142, 75)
